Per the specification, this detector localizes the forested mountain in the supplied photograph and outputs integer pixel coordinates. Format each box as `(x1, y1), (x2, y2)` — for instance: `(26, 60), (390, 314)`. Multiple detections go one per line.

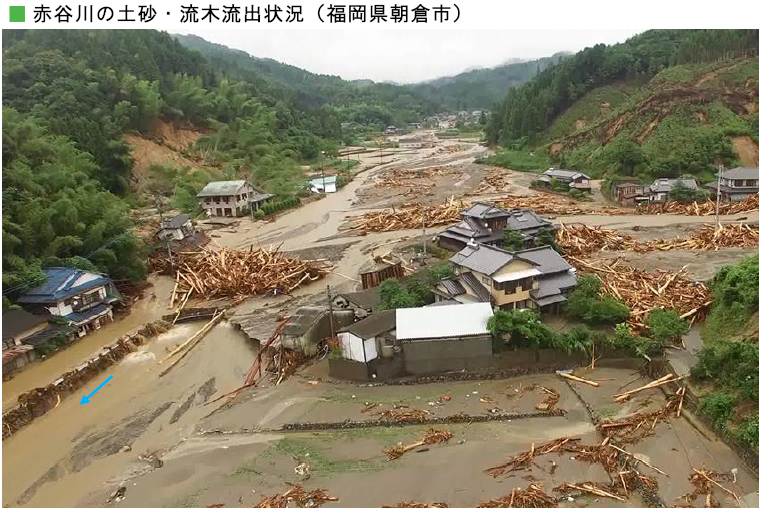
(411, 53), (569, 111)
(2, 29), (383, 293)
(485, 29), (759, 182)
(173, 33), (438, 128)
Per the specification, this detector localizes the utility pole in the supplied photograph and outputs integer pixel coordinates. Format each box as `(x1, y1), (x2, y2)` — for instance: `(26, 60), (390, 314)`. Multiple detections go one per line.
(156, 196), (174, 272)
(326, 284), (335, 342)
(715, 164), (723, 231)
(421, 210), (427, 260)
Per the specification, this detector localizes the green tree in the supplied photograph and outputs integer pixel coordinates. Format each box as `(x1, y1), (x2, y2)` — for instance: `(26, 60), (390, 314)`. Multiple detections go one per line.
(378, 279), (416, 310)
(645, 309), (689, 346)
(487, 309), (557, 349)
(501, 229), (525, 251)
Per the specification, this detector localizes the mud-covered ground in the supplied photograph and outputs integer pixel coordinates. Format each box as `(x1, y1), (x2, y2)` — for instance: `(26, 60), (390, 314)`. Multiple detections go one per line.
(3, 131), (759, 508)
(25, 368), (754, 508)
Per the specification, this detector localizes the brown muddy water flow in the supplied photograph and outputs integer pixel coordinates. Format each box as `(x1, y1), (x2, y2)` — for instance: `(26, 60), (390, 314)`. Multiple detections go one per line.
(2, 308), (257, 507)
(2, 275), (175, 411)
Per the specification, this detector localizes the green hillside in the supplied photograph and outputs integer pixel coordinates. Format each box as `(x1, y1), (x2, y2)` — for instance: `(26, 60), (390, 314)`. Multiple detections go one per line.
(485, 30), (759, 182)
(411, 53), (568, 111)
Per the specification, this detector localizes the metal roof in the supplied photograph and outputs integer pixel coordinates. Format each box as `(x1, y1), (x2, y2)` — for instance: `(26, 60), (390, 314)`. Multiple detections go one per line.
(396, 302), (493, 341)
(494, 268), (542, 283)
(2, 309), (49, 340)
(338, 310), (395, 339)
(721, 167), (759, 180)
(249, 192), (274, 203)
(197, 180), (249, 197)
(17, 268), (112, 304)
(282, 306), (326, 336)
(2, 344), (34, 363)
(310, 176), (337, 186)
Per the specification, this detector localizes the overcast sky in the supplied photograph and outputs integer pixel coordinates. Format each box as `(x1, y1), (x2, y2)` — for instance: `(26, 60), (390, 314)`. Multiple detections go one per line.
(175, 29), (643, 83)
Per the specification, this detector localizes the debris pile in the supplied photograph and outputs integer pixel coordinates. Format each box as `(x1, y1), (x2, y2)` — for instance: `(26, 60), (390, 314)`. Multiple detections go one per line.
(169, 246), (325, 302)
(678, 467), (741, 507)
(255, 485), (339, 508)
(636, 193), (759, 216)
(493, 195), (631, 216)
(554, 482), (625, 502)
(351, 199), (464, 233)
(477, 485), (558, 508)
(530, 385), (561, 411)
(558, 223), (759, 257)
(384, 428), (453, 460)
(383, 502), (448, 508)
(568, 257), (712, 327)
(377, 167), (452, 196)
(485, 437), (578, 477)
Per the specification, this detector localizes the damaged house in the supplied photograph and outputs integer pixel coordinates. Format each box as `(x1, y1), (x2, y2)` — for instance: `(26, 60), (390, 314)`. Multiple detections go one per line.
(156, 214), (196, 242)
(432, 243), (577, 314)
(332, 287), (380, 320)
(279, 306), (354, 356)
(16, 268), (122, 338)
(537, 169), (591, 193)
(437, 202), (554, 252)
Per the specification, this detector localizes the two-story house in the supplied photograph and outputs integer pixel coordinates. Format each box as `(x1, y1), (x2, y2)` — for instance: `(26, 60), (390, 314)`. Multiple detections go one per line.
(646, 177), (699, 203)
(437, 202), (555, 252)
(17, 268), (122, 338)
(197, 180), (273, 217)
(432, 243), (577, 314)
(705, 167), (759, 202)
(538, 169), (592, 193)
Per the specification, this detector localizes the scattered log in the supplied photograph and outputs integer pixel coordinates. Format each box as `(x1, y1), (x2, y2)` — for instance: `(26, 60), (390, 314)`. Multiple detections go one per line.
(556, 371), (600, 387)
(613, 374), (680, 402)
(158, 310), (225, 377)
(384, 428), (453, 460)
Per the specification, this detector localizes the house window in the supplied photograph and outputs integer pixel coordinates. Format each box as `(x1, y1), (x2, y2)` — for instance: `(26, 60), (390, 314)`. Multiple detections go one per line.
(223, 196), (229, 203)
(746, 179), (757, 187)
(3, 338), (15, 349)
(80, 290), (101, 307)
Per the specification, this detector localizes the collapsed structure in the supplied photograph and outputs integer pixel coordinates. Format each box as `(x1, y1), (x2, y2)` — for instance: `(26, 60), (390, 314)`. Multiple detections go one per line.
(433, 244), (577, 314)
(437, 202), (555, 252)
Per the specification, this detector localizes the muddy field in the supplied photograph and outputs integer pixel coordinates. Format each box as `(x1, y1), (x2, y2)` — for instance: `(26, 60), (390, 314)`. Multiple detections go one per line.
(3, 131), (758, 508)
(11, 368), (749, 508)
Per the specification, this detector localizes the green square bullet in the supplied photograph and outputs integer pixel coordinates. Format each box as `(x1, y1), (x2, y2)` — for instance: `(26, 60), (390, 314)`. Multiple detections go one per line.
(9, 6), (25, 22)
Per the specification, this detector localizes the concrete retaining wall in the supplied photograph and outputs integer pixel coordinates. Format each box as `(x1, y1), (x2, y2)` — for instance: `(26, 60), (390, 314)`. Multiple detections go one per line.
(402, 335), (493, 375)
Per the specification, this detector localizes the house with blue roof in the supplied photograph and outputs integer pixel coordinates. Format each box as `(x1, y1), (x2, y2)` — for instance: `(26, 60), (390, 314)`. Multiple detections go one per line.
(17, 268), (122, 338)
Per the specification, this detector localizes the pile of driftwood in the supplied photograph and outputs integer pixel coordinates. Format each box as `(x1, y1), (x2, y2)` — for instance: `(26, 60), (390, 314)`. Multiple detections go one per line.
(568, 257), (712, 327)
(255, 485), (338, 508)
(478, 485), (558, 508)
(557, 223), (759, 257)
(636, 193), (759, 216)
(352, 198), (464, 233)
(493, 195), (631, 216)
(678, 467), (741, 507)
(383, 502), (448, 508)
(384, 428), (453, 460)
(169, 246), (325, 303)
(485, 437), (578, 477)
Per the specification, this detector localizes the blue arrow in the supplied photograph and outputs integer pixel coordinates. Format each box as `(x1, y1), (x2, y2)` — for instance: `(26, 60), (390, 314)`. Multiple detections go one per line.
(80, 375), (113, 404)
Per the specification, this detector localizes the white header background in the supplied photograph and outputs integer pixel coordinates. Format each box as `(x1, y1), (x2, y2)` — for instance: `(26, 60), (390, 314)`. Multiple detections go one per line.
(0, 0), (761, 29)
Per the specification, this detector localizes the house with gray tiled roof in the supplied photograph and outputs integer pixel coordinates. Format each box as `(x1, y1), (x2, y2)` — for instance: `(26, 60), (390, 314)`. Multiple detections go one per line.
(432, 243), (577, 314)
(17, 268), (122, 338)
(704, 167), (759, 202)
(197, 180), (273, 217)
(537, 169), (591, 192)
(437, 202), (555, 252)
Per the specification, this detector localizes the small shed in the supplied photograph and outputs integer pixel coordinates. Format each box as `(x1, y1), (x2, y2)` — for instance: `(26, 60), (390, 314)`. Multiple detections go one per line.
(336, 309), (396, 363)
(359, 260), (405, 290)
